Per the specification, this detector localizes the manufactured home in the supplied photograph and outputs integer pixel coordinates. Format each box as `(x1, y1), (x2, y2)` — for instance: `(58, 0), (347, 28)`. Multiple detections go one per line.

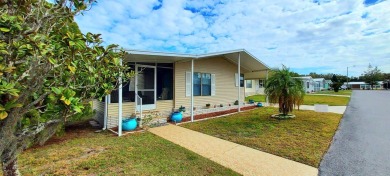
(93, 49), (270, 136)
(313, 78), (326, 91)
(295, 76), (315, 93)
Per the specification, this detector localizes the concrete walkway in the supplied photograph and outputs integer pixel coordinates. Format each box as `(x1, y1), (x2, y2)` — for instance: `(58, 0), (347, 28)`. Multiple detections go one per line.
(309, 94), (351, 97)
(299, 105), (346, 114)
(149, 124), (317, 176)
(263, 103), (347, 114)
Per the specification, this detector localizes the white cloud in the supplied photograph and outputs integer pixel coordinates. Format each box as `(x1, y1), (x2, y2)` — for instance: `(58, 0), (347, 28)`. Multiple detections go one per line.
(75, 0), (390, 76)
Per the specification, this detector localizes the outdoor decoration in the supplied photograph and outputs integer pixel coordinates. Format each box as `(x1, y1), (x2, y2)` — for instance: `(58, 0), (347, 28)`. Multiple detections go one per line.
(122, 117), (138, 131)
(171, 112), (183, 123)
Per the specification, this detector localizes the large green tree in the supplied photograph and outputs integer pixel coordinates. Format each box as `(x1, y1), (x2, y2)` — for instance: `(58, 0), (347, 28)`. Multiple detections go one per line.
(362, 64), (382, 89)
(331, 74), (343, 92)
(265, 65), (305, 117)
(0, 1), (132, 175)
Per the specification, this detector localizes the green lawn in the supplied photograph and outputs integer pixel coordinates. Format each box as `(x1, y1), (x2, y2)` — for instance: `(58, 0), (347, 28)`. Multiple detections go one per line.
(313, 90), (352, 96)
(181, 107), (342, 167)
(15, 125), (238, 175)
(246, 94), (350, 106)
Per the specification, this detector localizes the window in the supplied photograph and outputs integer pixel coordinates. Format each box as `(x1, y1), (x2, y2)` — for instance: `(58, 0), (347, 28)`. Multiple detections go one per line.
(157, 67), (173, 100)
(307, 82), (310, 88)
(259, 79), (265, 88)
(246, 80), (252, 88)
(193, 72), (211, 96)
(240, 74), (244, 87)
(235, 73), (244, 87)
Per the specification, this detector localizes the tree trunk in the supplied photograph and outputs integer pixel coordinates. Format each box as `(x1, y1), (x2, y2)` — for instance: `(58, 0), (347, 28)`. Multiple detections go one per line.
(1, 143), (20, 176)
(2, 157), (20, 176)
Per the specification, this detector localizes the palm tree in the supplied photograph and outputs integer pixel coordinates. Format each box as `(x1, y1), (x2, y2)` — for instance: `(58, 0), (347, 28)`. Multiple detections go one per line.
(265, 65), (305, 117)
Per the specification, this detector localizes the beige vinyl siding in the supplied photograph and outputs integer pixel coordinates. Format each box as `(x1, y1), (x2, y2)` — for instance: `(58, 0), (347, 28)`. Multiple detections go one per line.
(105, 100), (173, 128)
(92, 100), (105, 126)
(174, 57), (246, 109)
(156, 100), (174, 112)
(107, 102), (135, 128)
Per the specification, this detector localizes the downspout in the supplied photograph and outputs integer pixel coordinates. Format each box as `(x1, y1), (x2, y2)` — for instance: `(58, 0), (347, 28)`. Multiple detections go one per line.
(118, 58), (123, 136)
(238, 52), (241, 112)
(103, 95), (108, 130)
(191, 59), (194, 122)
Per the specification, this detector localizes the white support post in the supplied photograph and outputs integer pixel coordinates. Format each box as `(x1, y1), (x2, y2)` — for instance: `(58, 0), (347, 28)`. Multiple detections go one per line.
(191, 59), (194, 122)
(103, 95), (108, 130)
(266, 70), (269, 106)
(238, 52), (241, 112)
(118, 58), (123, 137)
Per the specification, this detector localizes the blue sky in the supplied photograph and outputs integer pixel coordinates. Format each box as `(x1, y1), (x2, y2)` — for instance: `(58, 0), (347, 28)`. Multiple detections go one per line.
(75, 0), (390, 77)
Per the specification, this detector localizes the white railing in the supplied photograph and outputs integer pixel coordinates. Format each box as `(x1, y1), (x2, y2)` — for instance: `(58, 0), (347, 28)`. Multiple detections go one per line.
(135, 93), (143, 127)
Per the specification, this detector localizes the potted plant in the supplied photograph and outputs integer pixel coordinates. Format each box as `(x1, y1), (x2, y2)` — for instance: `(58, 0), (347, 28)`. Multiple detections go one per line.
(220, 104), (223, 107)
(171, 106), (185, 123)
(234, 100), (239, 105)
(206, 103), (211, 108)
(248, 99), (254, 104)
(178, 105), (186, 113)
(122, 113), (138, 131)
(171, 111), (183, 123)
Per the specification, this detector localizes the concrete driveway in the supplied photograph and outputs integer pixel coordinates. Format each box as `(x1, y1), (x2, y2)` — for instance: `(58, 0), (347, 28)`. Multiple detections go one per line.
(319, 90), (390, 176)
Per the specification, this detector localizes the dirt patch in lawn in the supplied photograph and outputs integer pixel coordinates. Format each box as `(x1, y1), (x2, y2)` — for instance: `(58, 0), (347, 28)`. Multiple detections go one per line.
(30, 120), (98, 150)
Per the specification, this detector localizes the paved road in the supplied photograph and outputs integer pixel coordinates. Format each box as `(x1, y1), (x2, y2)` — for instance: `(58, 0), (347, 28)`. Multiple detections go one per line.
(319, 90), (390, 176)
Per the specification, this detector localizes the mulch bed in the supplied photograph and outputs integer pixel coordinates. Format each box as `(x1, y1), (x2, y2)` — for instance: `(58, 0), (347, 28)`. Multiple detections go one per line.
(178, 105), (257, 123)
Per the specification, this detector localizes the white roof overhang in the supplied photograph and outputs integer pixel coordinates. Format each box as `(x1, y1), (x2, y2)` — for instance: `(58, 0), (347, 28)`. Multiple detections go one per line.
(123, 49), (270, 72)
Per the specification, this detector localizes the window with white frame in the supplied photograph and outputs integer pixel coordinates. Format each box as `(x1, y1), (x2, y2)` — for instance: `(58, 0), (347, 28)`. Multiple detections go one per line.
(246, 80), (252, 88)
(259, 79), (265, 88)
(186, 72), (215, 97)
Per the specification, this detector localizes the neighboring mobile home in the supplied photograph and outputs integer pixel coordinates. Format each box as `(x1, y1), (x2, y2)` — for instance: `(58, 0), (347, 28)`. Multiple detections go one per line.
(344, 81), (384, 90)
(93, 49), (270, 136)
(295, 76), (315, 93)
(324, 80), (332, 90)
(313, 78), (325, 91)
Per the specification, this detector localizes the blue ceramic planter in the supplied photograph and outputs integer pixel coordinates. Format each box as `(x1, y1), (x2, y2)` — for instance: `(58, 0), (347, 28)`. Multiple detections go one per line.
(122, 118), (137, 131)
(257, 102), (263, 107)
(171, 112), (183, 123)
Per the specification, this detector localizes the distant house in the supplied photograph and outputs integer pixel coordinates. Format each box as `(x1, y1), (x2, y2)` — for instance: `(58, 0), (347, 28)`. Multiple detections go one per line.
(313, 78), (325, 91)
(324, 80), (332, 90)
(344, 81), (384, 90)
(295, 76), (315, 93)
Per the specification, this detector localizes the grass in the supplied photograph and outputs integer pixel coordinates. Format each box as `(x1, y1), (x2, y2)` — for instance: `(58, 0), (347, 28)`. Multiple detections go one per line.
(15, 124), (239, 175)
(181, 107), (343, 167)
(303, 95), (350, 106)
(313, 90), (352, 95)
(246, 94), (350, 106)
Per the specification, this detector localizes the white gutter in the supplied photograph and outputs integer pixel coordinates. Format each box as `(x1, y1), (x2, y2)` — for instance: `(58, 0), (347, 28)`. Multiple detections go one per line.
(238, 52), (241, 112)
(118, 58), (123, 137)
(191, 59), (194, 122)
(103, 95), (108, 130)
